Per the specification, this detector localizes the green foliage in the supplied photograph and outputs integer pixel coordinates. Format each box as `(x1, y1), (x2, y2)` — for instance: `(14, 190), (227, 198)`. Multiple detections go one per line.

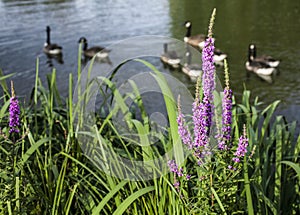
(235, 90), (300, 214)
(0, 44), (298, 215)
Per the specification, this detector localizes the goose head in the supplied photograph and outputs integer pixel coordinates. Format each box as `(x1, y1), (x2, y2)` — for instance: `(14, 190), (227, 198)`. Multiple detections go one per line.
(78, 37), (88, 51)
(184, 21), (192, 28)
(248, 44), (257, 60)
(184, 21), (193, 40)
(78, 37), (87, 44)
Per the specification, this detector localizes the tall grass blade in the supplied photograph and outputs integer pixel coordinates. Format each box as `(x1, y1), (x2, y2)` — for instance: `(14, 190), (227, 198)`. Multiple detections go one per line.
(244, 157), (254, 215)
(19, 137), (52, 167)
(0, 69), (14, 97)
(211, 186), (226, 214)
(112, 186), (154, 215)
(274, 124), (282, 213)
(65, 184), (78, 214)
(280, 161), (300, 180)
(92, 180), (128, 214)
(134, 59), (184, 165)
(15, 176), (20, 212)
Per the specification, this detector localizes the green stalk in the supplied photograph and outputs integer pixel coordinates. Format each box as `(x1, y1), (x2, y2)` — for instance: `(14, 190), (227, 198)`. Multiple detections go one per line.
(211, 187), (226, 214)
(77, 41), (82, 100)
(6, 201), (12, 215)
(52, 158), (68, 215)
(68, 73), (73, 137)
(274, 124), (282, 213)
(15, 176), (20, 213)
(65, 184), (78, 214)
(244, 156), (254, 215)
(34, 58), (39, 136)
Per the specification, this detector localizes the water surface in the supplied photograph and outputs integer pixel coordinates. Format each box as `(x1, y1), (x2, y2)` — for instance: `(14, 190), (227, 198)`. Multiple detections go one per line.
(0, 0), (299, 131)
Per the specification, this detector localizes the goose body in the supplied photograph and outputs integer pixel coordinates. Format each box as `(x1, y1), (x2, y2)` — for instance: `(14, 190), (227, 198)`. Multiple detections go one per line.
(213, 48), (227, 65)
(182, 51), (202, 80)
(245, 61), (275, 76)
(160, 43), (181, 68)
(184, 21), (207, 49)
(182, 63), (202, 78)
(43, 26), (62, 55)
(78, 37), (110, 58)
(249, 44), (280, 67)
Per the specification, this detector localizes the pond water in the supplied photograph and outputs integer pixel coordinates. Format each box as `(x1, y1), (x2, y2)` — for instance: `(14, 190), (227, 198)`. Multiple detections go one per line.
(0, 0), (300, 132)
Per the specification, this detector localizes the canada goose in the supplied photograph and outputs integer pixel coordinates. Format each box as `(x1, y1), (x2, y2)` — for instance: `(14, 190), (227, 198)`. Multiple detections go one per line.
(43, 26), (62, 55)
(245, 46), (276, 76)
(160, 43), (181, 68)
(184, 21), (208, 49)
(78, 37), (110, 58)
(245, 61), (276, 76)
(249, 44), (280, 67)
(181, 50), (202, 80)
(213, 48), (227, 65)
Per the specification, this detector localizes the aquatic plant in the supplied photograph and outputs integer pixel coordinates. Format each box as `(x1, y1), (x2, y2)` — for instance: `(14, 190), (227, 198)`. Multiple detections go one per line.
(168, 8), (299, 214)
(9, 81), (20, 134)
(218, 60), (233, 150)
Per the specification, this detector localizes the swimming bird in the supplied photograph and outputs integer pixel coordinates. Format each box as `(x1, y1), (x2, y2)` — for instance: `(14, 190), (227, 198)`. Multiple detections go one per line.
(213, 48), (227, 65)
(160, 43), (181, 68)
(43, 26), (62, 55)
(248, 44), (280, 67)
(181, 49), (202, 80)
(184, 21), (208, 49)
(245, 45), (276, 76)
(78, 37), (110, 58)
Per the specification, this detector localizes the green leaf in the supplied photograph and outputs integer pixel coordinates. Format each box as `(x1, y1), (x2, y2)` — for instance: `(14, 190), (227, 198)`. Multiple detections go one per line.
(211, 187), (226, 214)
(112, 186), (154, 215)
(134, 59), (184, 166)
(92, 181), (128, 215)
(19, 136), (52, 167)
(280, 161), (300, 181)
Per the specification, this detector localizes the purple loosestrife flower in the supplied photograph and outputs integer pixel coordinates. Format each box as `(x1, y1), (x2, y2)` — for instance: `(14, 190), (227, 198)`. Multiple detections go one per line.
(201, 8), (217, 131)
(9, 81), (20, 134)
(201, 37), (215, 131)
(190, 9), (216, 157)
(186, 174), (191, 180)
(192, 36), (216, 149)
(219, 60), (233, 150)
(228, 165), (236, 171)
(167, 160), (183, 177)
(177, 96), (192, 149)
(173, 181), (180, 189)
(233, 125), (248, 163)
(193, 101), (209, 149)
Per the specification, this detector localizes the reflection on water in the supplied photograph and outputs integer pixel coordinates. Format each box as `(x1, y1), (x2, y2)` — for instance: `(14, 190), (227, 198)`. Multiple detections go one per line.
(0, 0), (300, 131)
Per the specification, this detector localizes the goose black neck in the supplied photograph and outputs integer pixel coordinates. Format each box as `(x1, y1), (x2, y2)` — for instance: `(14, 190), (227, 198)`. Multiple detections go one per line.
(185, 25), (191, 37)
(252, 46), (257, 58)
(83, 42), (88, 51)
(46, 28), (51, 45)
(248, 47), (255, 62)
(163, 43), (168, 53)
